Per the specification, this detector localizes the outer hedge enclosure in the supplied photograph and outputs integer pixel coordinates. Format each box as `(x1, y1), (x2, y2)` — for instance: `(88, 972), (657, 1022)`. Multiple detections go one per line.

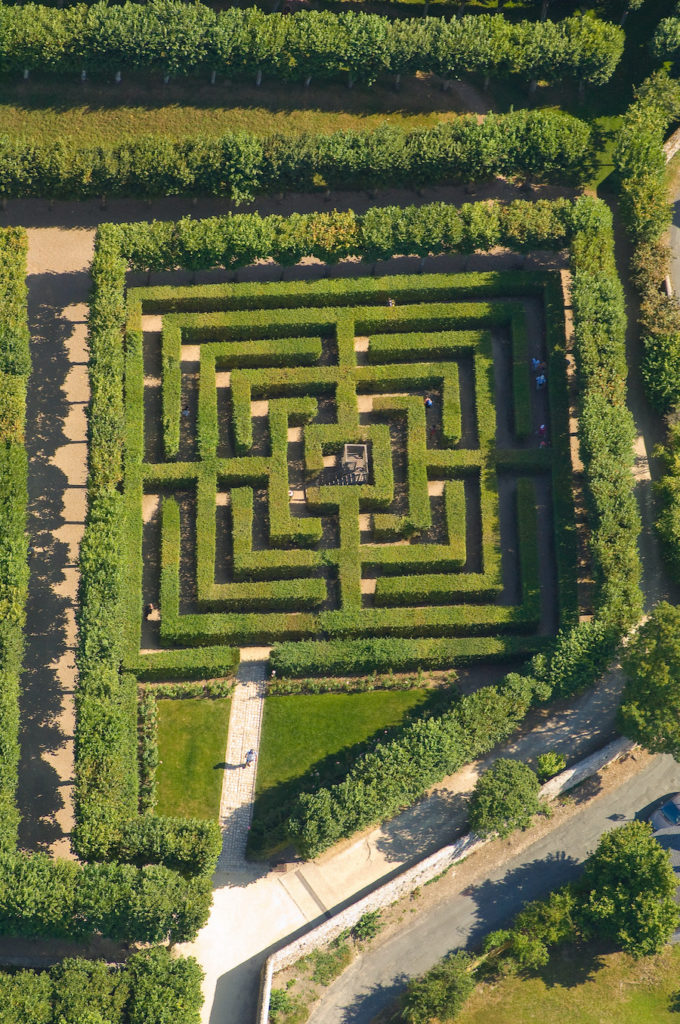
(0, 109), (592, 202)
(81, 195), (642, 861)
(0, 4), (623, 86)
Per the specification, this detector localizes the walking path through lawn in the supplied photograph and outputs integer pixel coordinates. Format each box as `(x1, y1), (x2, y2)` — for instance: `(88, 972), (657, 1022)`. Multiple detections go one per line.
(217, 655), (268, 870)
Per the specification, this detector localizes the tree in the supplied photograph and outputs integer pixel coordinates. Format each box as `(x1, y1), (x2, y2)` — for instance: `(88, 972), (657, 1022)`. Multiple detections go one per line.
(401, 951), (475, 1024)
(468, 759), (541, 838)
(579, 821), (679, 957)
(618, 602), (680, 759)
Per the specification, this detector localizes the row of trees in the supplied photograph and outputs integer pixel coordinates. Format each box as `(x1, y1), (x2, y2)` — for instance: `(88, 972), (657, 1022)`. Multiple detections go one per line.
(402, 821), (679, 1023)
(0, 227), (29, 853)
(0, 109), (592, 202)
(0, 4), (624, 85)
(0, 947), (203, 1024)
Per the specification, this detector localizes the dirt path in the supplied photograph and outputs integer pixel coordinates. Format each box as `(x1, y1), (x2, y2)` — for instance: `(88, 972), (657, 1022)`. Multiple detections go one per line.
(19, 228), (94, 857)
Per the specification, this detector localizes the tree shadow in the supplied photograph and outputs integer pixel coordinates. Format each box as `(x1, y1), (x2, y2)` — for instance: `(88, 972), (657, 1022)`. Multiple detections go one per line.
(18, 268), (92, 853)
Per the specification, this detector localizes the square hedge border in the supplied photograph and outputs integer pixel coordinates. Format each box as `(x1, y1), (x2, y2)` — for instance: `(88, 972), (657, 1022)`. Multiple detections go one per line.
(77, 195), (642, 865)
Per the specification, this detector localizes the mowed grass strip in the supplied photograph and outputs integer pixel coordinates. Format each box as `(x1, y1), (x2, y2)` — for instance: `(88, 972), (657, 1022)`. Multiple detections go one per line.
(256, 689), (430, 796)
(155, 696), (232, 820)
(0, 76), (467, 146)
(457, 945), (680, 1024)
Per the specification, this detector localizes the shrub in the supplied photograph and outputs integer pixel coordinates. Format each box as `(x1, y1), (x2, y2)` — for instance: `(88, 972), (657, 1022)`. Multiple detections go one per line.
(401, 951), (475, 1024)
(468, 758), (541, 838)
(618, 601), (680, 759)
(535, 751), (566, 782)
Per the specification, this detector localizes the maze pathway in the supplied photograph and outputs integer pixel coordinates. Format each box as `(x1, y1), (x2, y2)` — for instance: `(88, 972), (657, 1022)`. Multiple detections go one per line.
(217, 655), (268, 869)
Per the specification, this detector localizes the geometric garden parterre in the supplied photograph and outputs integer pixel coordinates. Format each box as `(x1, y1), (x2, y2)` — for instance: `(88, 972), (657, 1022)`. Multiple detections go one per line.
(122, 270), (577, 676)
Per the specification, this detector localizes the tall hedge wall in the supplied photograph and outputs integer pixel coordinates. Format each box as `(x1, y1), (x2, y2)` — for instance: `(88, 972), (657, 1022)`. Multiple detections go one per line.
(0, 227), (29, 854)
(0, 109), (592, 203)
(614, 71), (680, 584)
(0, 4), (623, 86)
(0, 947), (203, 1024)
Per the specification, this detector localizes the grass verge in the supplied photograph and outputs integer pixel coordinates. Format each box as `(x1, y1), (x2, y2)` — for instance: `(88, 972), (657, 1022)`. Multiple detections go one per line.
(155, 696), (232, 820)
(457, 945), (680, 1024)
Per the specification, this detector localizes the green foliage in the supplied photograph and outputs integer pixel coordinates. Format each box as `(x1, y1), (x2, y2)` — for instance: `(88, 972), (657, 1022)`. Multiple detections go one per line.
(0, 111), (593, 202)
(535, 751), (566, 782)
(401, 951), (475, 1024)
(0, 5), (622, 88)
(0, 851), (212, 943)
(307, 943), (352, 986)
(353, 910), (383, 942)
(578, 821), (679, 957)
(0, 947), (203, 1024)
(0, 226), (29, 853)
(468, 758), (541, 839)
(618, 601), (680, 759)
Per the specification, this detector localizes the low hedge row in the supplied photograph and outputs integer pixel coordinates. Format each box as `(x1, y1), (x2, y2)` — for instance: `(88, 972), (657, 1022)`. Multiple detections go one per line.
(0, 227), (30, 853)
(0, 946), (203, 1024)
(0, 5), (623, 85)
(0, 110), (592, 202)
(114, 198), (575, 270)
(0, 850), (212, 943)
(285, 620), (617, 857)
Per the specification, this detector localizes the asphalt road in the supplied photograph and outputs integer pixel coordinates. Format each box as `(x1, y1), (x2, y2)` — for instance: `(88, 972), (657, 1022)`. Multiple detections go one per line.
(307, 754), (680, 1024)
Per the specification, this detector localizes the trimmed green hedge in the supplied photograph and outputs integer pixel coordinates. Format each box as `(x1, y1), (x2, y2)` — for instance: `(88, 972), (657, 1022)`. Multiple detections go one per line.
(0, 227), (29, 853)
(0, 110), (592, 202)
(0, 850), (212, 943)
(0, 4), (623, 86)
(0, 946), (203, 1024)
(614, 72), (680, 585)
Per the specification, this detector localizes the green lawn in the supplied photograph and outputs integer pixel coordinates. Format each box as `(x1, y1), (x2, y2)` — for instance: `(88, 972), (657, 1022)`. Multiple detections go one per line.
(458, 946), (680, 1024)
(155, 697), (232, 820)
(0, 75), (467, 146)
(249, 688), (434, 857)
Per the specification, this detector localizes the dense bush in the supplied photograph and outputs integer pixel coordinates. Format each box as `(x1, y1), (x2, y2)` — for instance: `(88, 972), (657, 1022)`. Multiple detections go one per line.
(615, 72), (680, 416)
(0, 110), (592, 202)
(0, 946), (203, 1024)
(468, 758), (542, 838)
(618, 601), (680, 760)
(578, 820), (679, 956)
(401, 951), (475, 1024)
(0, 227), (29, 853)
(0, 5), (623, 86)
(0, 850), (212, 943)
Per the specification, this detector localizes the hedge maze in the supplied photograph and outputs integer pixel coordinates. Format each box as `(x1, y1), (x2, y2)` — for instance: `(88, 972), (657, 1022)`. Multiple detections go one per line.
(123, 270), (577, 678)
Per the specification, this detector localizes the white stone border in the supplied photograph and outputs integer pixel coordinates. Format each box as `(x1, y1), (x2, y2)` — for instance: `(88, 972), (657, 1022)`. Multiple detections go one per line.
(255, 736), (635, 1024)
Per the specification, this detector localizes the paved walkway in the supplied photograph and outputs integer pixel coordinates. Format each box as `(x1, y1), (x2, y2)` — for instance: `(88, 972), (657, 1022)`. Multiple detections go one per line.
(217, 656), (268, 870)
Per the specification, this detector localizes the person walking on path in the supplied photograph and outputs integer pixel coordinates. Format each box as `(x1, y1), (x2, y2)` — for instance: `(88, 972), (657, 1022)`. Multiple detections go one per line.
(244, 748), (258, 769)
(536, 373), (546, 390)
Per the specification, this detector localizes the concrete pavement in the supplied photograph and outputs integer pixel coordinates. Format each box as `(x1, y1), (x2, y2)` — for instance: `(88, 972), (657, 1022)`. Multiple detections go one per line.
(307, 753), (680, 1024)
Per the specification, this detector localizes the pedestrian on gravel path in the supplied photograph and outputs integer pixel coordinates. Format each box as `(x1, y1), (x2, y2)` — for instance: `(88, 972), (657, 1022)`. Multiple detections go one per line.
(244, 749), (258, 769)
